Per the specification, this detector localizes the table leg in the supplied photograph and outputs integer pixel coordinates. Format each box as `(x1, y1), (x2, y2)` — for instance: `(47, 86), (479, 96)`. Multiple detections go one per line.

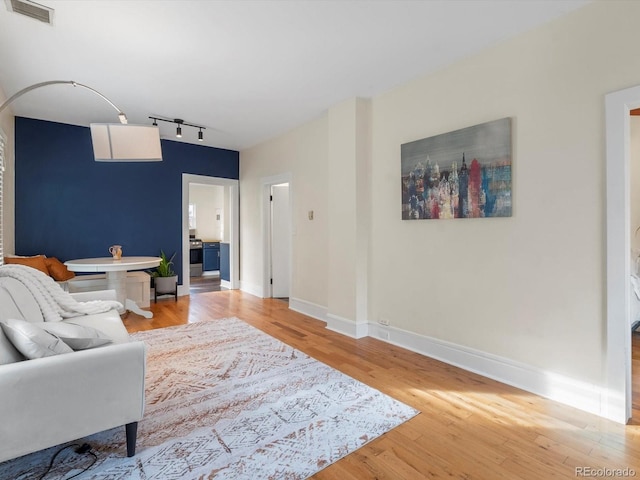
(106, 271), (127, 315)
(106, 270), (154, 318)
(125, 299), (154, 319)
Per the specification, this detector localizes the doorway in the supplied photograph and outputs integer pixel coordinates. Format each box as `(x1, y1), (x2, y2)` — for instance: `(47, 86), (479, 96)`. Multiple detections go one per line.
(630, 110), (640, 421)
(605, 84), (640, 423)
(262, 173), (292, 300)
(271, 183), (290, 299)
(182, 174), (239, 294)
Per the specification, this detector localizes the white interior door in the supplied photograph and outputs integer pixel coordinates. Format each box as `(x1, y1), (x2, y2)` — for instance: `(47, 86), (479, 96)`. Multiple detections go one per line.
(271, 183), (290, 298)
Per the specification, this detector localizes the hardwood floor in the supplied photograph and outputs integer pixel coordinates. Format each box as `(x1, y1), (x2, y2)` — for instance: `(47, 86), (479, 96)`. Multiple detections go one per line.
(188, 275), (221, 294)
(124, 291), (640, 479)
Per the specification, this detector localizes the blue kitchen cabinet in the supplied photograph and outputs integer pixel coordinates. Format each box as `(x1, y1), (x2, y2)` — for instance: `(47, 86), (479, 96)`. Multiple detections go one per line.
(203, 242), (220, 271)
(220, 243), (230, 281)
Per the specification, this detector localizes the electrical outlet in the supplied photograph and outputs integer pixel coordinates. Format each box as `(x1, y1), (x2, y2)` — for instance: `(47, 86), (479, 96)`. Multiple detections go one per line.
(378, 318), (390, 326)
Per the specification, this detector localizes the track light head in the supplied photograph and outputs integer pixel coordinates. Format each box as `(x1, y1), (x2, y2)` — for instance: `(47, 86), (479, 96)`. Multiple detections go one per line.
(198, 128), (203, 141)
(176, 125), (182, 138)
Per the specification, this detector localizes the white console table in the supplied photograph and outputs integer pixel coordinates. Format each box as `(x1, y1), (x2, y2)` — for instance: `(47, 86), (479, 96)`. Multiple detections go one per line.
(65, 256), (161, 318)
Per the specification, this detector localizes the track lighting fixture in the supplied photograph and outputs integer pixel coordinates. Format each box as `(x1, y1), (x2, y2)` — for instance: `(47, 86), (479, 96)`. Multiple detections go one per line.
(148, 116), (206, 142)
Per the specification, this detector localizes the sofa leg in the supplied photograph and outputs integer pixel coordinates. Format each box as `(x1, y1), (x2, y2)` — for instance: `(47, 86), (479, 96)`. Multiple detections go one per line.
(126, 422), (138, 457)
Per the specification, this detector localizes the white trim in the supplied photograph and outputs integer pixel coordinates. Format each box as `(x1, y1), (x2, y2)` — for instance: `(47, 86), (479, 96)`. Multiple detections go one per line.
(240, 280), (264, 298)
(367, 322), (605, 418)
(261, 173), (293, 299)
(295, 294), (609, 417)
(289, 297), (329, 323)
(0, 128), (5, 266)
(220, 279), (232, 290)
(182, 174), (240, 293)
(326, 313), (368, 339)
(605, 85), (640, 423)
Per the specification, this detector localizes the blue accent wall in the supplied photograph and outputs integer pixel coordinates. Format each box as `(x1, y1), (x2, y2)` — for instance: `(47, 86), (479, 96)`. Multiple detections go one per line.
(15, 117), (239, 284)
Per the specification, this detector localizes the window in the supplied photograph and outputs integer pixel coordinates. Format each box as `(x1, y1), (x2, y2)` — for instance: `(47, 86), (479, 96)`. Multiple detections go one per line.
(188, 203), (196, 229)
(0, 130), (4, 265)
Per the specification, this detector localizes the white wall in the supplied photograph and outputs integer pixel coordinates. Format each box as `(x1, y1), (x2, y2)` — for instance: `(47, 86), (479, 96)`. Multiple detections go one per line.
(0, 85), (15, 258)
(189, 184), (224, 242)
(240, 115), (328, 304)
(370, 0), (640, 385)
(326, 98), (371, 332)
(239, 1), (640, 417)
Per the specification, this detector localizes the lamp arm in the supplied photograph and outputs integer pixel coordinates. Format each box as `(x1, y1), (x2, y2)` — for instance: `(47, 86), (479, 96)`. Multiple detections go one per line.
(0, 80), (128, 124)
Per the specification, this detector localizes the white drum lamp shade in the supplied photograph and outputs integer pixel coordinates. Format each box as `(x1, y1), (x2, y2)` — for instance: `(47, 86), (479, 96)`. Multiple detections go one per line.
(90, 124), (162, 162)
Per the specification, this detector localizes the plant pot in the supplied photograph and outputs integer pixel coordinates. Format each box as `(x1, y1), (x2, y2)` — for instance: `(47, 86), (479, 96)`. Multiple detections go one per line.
(154, 275), (177, 295)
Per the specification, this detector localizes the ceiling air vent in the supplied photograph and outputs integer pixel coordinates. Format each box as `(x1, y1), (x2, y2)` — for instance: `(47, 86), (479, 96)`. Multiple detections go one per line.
(5, 0), (54, 24)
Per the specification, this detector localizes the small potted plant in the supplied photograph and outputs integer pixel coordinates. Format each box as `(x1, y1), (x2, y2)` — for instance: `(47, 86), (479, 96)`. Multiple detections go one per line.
(153, 250), (177, 301)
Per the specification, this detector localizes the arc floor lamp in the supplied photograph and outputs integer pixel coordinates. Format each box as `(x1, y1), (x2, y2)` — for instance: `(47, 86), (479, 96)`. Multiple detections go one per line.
(0, 80), (162, 162)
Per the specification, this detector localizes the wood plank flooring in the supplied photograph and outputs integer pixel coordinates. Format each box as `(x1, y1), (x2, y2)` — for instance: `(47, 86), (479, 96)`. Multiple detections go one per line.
(124, 291), (640, 479)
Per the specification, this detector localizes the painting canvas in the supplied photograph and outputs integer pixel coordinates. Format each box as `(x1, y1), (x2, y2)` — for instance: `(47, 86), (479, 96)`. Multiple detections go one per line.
(401, 118), (512, 220)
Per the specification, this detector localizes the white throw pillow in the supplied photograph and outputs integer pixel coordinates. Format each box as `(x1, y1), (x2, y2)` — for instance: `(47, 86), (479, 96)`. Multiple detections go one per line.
(0, 319), (73, 359)
(36, 322), (112, 350)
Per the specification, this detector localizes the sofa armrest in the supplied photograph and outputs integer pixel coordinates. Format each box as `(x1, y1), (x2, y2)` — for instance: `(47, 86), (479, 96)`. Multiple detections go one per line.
(0, 341), (146, 463)
(70, 288), (118, 302)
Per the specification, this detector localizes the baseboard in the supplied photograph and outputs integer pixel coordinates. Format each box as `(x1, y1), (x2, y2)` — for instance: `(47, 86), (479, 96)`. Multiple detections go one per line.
(367, 322), (605, 418)
(286, 300), (606, 418)
(289, 297), (329, 323)
(326, 314), (368, 339)
(220, 279), (232, 290)
(288, 299), (368, 339)
(240, 281), (264, 298)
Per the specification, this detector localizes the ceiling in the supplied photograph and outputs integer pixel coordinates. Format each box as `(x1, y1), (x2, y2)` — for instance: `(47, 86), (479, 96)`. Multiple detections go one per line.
(0, 0), (590, 151)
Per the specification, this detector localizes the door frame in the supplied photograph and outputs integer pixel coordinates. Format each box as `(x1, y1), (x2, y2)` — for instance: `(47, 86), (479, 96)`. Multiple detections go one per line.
(261, 173), (292, 298)
(605, 84), (640, 423)
(182, 174), (240, 293)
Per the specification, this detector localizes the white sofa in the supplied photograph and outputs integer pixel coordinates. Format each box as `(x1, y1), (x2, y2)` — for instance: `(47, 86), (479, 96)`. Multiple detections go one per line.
(0, 276), (146, 463)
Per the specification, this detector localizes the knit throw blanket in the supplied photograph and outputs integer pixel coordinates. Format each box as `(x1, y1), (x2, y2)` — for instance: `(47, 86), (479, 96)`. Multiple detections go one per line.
(0, 264), (123, 322)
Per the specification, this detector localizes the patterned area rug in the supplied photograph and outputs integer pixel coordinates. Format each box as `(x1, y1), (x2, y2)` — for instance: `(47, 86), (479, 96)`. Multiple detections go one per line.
(0, 317), (419, 479)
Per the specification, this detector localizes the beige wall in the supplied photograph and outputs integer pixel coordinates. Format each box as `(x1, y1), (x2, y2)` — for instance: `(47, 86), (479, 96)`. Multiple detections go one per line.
(189, 184), (224, 242)
(370, 1), (640, 383)
(372, 0), (640, 384)
(240, 0), (640, 401)
(240, 115), (329, 304)
(326, 98), (372, 326)
(0, 86), (14, 258)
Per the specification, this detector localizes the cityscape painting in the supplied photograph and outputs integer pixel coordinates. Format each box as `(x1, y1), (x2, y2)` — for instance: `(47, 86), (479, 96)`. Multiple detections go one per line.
(401, 118), (512, 220)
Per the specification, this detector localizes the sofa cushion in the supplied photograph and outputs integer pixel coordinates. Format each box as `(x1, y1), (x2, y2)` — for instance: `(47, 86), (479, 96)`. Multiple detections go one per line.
(65, 311), (132, 344)
(44, 257), (75, 281)
(36, 322), (112, 350)
(0, 284), (26, 322)
(0, 319), (73, 359)
(0, 327), (25, 365)
(0, 278), (44, 323)
(0, 283), (43, 363)
(4, 255), (49, 276)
